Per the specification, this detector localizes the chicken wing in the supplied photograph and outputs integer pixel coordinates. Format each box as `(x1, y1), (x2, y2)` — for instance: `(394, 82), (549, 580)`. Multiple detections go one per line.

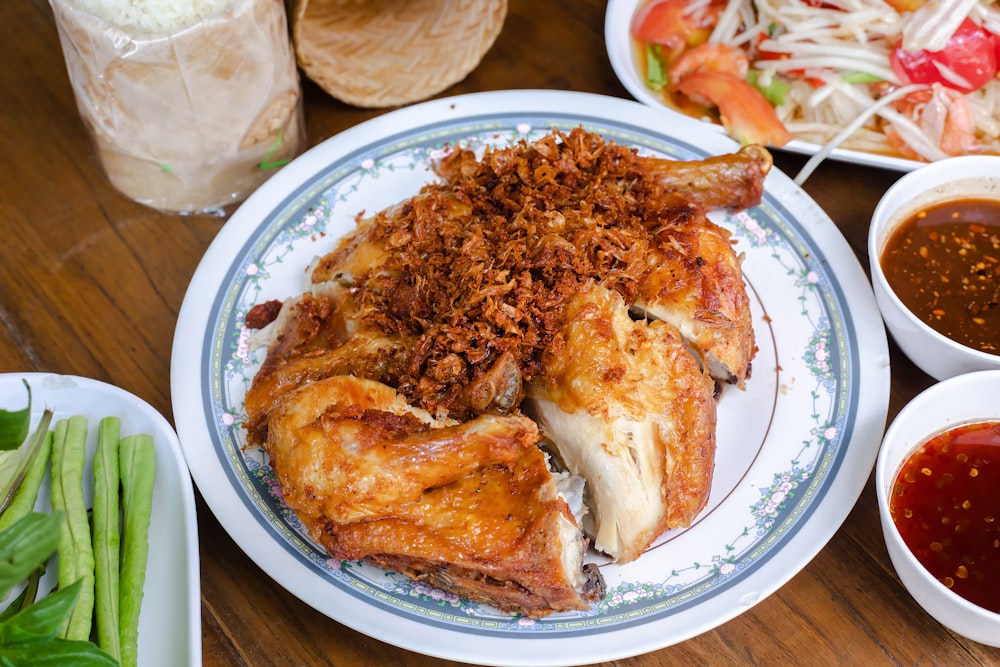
(633, 144), (773, 212)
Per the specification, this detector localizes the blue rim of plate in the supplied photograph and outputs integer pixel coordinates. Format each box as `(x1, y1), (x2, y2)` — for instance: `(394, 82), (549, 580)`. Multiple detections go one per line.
(175, 90), (889, 661)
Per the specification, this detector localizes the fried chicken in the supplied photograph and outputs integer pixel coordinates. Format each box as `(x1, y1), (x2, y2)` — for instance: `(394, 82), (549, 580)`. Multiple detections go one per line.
(632, 207), (756, 387)
(265, 375), (604, 617)
(523, 283), (717, 563)
(243, 127), (768, 617)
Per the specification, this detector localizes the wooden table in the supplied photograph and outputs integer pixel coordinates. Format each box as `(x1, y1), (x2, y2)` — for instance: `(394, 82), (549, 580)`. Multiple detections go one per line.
(4, 1), (1000, 665)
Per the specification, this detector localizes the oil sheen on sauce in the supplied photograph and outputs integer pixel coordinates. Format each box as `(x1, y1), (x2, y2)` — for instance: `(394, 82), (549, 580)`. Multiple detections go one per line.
(890, 421), (1000, 613)
(880, 198), (1000, 355)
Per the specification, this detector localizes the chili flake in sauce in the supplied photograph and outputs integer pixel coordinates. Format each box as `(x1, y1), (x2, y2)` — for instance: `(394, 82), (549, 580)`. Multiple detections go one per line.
(889, 421), (1000, 613)
(881, 199), (1000, 355)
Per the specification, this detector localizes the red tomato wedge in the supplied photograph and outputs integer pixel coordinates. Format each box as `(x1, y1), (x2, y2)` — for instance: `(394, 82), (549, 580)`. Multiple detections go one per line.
(674, 70), (793, 147)
(889, 18), (997, 93)
(631, 0), (720, 51)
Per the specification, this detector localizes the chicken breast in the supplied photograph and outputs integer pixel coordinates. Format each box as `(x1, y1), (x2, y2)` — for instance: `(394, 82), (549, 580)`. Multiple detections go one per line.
(266, 374), (605, 617)
(524, 283), (717, 563)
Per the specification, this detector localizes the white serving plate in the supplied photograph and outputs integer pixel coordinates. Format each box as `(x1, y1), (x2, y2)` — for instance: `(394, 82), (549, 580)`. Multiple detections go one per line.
(604, 0), (924, 173)
(170, 89), (890, 666)
(0, 373), (201, 667)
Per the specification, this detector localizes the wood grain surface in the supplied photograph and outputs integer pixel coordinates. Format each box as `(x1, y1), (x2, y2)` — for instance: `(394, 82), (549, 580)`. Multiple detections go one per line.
(3, 0), (999, 665)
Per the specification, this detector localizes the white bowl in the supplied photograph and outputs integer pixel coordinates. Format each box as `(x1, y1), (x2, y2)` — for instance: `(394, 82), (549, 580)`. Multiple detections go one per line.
(876, 370), (1000, 647)
(868, 155), (1000, 380)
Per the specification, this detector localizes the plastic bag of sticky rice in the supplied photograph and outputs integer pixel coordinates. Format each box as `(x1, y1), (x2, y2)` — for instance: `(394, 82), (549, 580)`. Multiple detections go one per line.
(50, 0), (305, 213)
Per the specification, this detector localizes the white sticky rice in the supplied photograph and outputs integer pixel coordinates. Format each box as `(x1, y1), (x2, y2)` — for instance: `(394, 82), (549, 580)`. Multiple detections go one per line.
(63, 0), (237, 34)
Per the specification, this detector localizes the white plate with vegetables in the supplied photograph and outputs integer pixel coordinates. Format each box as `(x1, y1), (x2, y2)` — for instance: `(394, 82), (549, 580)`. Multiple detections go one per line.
(606, 0), (1000, 178)
(0, 373), (200, 666)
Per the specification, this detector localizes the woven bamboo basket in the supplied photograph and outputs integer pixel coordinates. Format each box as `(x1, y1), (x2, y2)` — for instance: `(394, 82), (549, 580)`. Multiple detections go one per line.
(292, 0), (507, 108)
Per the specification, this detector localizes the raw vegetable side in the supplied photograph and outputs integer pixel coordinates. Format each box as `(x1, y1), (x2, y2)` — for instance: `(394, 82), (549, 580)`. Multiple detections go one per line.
(0, 386), (157, 667)
(631, 0), (1000, 174)
(118, 434), (156, 667)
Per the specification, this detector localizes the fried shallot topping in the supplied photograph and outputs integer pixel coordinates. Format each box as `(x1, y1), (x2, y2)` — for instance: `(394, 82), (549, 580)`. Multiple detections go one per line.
(343, 127), (761, 413)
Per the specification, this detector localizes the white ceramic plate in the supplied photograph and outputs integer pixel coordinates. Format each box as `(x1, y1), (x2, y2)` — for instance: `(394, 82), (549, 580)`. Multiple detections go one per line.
(604, 0), (924, 173)
(0, 373), (201, 666)
(170, 89), (890, 666)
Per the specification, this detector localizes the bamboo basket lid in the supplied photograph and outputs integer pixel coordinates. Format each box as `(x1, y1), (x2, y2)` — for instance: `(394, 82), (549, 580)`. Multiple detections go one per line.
(292, 0), (508, 109)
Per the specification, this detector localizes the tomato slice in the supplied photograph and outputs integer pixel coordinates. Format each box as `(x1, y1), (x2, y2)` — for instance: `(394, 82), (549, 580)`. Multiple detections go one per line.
(673, 70), (793, 147)
(631, 0), (720, 52)
(889, 18), (997, 93)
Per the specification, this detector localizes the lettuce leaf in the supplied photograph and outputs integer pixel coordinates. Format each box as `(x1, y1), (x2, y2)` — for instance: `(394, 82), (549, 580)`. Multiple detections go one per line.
(645, 44), (668, 91)
(0, 380), (30, 452)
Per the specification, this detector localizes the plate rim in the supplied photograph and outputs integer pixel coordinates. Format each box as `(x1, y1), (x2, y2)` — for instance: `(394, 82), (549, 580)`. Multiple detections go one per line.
(170, 89), (890, 666)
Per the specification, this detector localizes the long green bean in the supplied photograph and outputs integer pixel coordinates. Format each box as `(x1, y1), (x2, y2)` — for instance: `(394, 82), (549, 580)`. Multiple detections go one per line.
(92, 416), (121, 659)
(50, 415), (95, 642)
(0, 425), (53, 532)
(118, 433), (155, 667)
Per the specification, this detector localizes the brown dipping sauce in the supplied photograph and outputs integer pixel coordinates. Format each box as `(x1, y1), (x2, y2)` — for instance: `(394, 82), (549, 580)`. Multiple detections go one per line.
(881, 198), (1000, 355)
(889, 421), (1000, 614)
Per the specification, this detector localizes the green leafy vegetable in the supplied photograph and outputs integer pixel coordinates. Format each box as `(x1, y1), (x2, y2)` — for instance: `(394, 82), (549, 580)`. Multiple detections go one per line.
(0, 380), (30, 452)
(0, 568), (41, 623)
(0, 512), (62, 600)
(118, 434), (155, 667)
(0, 513), (117, 667)
(645, 44), (668, 91)
(0, 391), (52, 520)
(2, 581), (83, 644)
(0, 639), (119, 666)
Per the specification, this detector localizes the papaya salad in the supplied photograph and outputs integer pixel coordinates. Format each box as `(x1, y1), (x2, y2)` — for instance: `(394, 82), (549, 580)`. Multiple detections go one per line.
(631, 0), (1000, 181)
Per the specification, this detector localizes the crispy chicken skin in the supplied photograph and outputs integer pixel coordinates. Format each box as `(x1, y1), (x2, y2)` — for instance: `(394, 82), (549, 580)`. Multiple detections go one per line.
(633, 144), (772, 212)
(243, 291), (412, 446)
(266, 375), (605, 617)
(524, 283), (717, 563)
(633, 207), (756, 387)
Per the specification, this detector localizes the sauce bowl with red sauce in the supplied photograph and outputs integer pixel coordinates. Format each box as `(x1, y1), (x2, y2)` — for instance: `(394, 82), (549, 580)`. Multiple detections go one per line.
(869, 155), (1000, 380)
(876, 370), (1000, 646)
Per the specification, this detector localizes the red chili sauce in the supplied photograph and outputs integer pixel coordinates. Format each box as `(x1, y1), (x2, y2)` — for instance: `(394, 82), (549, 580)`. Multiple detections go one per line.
(880, 198), (1000, 355)
(889, 421), (1000, 613)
